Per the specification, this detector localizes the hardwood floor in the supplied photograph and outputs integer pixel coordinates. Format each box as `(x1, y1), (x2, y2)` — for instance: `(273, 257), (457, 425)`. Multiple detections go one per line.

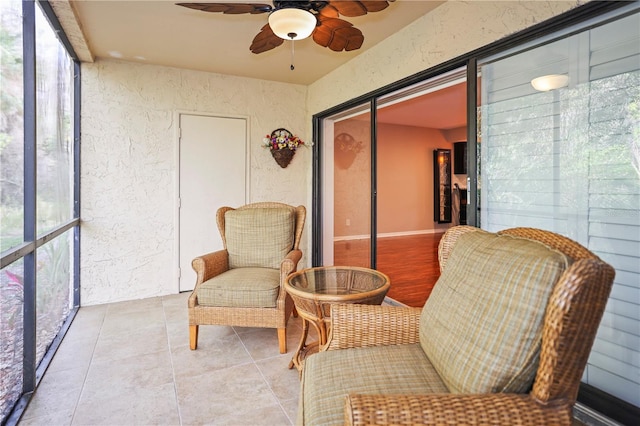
(334, 232), (444, 308)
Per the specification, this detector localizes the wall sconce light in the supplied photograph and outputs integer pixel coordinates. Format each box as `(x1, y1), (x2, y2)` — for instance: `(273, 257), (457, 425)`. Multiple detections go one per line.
(531, 74), (570, 91)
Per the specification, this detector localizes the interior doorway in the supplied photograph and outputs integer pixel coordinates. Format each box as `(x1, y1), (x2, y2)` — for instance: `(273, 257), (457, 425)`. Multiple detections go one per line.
(321, 68), (468, 307)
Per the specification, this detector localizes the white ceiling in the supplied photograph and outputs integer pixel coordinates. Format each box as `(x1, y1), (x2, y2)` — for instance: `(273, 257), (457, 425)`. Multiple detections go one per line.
(62, 0), (444, 85)
(54, 0), (466, 130)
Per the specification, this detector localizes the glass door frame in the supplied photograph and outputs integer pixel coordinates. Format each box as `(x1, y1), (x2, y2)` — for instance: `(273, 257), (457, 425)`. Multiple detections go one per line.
(311, 98), (377, 269)
(312, 61), (467, 266)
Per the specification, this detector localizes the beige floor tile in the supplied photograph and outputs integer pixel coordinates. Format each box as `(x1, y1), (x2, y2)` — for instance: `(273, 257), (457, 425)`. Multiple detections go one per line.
(236, 321), (304, 362)
(71, 382), (179, 425)
(255, 354), (301, 402)
(80, 350), (173, 402)
(166, 319), (190, 349)
(163, 302), (188, 325)
(92, 322), (169, 361)
(20, 293), (304, 426)
(279, 397), (300, 425)
(234, 327), (287, 360)
(99, 306), (166, 338)
(73, 303), (108, 322)
(46, 335), (96, 374)
(20, 367), (86, 420)
(210, 403), (292, 426)
(171, 334), (252, 379)
(175, 364), (279, 425)
(106, 296), (164, 315)
(175, 324), (237, 349)
(18, 408), (74, 426)
(162, 292), (190, 307)
(62, 305), (106, 343)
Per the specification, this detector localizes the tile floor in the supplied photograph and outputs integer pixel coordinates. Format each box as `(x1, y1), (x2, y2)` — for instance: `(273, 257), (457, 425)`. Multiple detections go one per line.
(19, 292), (305, 425)
(17, 293), (594, 426)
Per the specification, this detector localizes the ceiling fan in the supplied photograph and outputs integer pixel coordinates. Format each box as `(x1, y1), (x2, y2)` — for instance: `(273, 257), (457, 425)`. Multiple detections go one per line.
(176, 1), (396, 54)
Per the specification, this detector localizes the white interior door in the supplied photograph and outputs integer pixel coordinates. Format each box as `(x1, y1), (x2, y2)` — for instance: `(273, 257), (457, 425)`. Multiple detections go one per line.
(178, 113), (247, 292)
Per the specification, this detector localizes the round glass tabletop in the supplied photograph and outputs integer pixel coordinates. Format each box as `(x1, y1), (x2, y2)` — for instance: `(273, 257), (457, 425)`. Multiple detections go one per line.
(286, 266), (390, 300)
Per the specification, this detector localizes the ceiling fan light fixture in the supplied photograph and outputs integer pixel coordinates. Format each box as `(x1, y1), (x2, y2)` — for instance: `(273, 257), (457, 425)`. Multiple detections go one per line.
(268, 7), (316, 40)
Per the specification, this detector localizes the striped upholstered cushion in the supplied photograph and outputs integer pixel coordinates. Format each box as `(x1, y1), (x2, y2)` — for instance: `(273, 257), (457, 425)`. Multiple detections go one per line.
(225, 208), (295, 269)
(299, 344), (448, 426)
(196, 267), (280, 308)
(420, 230), (570, 394)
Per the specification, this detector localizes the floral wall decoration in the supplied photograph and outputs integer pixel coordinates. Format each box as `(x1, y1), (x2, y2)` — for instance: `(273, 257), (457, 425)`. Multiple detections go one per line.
(263, 128), (307, 168)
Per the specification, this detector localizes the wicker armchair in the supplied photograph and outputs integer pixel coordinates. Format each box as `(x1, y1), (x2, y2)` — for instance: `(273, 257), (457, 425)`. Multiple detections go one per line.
(298, 225), (615, 425)
(188, 202), (305, 354)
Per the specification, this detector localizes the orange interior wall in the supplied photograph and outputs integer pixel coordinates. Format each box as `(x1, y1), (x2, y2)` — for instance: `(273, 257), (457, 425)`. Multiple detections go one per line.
(333, 120), (467, 238)
(377, 123), (452, 235)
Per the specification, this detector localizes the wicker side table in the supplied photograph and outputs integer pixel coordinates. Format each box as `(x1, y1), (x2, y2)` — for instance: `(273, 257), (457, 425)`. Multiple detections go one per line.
(284, 266), (390, 373)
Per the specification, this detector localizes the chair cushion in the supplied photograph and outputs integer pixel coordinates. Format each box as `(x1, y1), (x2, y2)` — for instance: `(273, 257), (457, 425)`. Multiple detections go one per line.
(196, 267), (280, 308)
(299, 344), (448, 426)
(420, 230), (570, 394)
(225, 208), (295, 269)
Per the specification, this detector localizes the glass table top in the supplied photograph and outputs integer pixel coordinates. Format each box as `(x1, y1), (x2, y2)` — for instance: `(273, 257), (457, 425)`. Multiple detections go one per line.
(287, 266), (389, 296)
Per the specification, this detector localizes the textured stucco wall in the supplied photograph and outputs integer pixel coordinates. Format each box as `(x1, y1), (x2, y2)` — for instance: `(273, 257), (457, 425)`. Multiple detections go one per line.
(307, 1), (581, 116)
(81, 60), (309, 305)
(80, 1), (581, 305)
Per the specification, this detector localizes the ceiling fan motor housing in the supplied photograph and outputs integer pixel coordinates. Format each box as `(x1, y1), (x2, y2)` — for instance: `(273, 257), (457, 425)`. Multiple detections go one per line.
(272, 1), (329, 13)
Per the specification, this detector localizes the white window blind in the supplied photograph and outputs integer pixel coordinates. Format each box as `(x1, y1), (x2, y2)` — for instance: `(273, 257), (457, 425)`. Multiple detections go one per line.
(479, 11), (640, 407)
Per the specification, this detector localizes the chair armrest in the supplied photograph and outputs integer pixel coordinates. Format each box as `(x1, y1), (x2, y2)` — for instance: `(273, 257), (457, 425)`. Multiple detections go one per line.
(345, 393), (572, 426)
(281, 249), (302, 277)
(325, 304), (422, 351)
(191, 250), (229, 286)
(189, 250), (229, 308)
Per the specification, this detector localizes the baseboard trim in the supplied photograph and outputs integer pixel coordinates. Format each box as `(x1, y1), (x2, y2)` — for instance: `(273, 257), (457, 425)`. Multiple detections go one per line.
(335, 229), (446, 242)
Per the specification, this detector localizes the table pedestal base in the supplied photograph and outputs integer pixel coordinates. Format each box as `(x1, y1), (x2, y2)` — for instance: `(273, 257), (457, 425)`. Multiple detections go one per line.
(289, 318), (323, 374)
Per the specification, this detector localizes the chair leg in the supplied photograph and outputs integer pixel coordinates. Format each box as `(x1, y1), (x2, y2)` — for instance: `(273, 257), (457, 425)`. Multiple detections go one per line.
(278, 328), (287, 354)
(189, 325), (199, 350)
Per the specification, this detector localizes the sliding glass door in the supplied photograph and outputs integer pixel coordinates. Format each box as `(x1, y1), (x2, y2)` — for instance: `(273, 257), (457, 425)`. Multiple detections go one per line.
(478, 10), (639, 408)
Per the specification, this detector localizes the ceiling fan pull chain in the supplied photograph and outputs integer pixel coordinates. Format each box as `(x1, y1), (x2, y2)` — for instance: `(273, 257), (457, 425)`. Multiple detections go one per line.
(290, 39), (295, 71)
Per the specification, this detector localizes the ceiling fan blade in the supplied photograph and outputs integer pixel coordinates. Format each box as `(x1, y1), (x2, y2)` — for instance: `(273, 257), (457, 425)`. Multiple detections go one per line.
(250, 24), (285, 54)
(313, 17), (364, 52)
(318, 4), (339, 18)
(325, 0), (393, 17)
(176, 3), (272, 14)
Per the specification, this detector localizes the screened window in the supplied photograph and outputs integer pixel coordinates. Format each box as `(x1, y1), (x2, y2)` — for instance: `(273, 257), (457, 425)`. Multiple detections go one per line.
(35, 5), (74, 236)
(0, 1), (79, 423)
(35, 231), (73, 367)
(0, 0), (24, 252)
(479, 11), (640, 407)
(0, 1), (25, 420)
(0, 260), (24, 421)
